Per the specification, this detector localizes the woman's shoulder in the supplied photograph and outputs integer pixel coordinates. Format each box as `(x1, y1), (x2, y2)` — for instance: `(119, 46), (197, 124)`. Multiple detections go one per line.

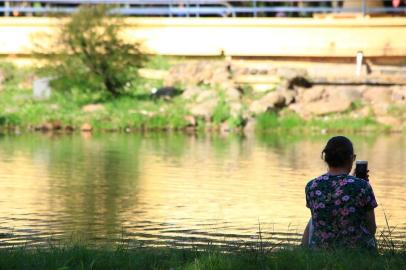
(346, 175), (371, 188)
(305, 174), (328, 190)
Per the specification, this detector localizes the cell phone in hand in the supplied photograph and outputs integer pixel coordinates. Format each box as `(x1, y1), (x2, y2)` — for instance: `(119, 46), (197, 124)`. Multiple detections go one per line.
(355, 160), (368, 181)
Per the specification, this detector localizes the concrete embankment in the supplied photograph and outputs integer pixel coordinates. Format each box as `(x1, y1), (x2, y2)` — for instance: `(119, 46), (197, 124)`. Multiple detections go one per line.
(1, 17), (406, 59)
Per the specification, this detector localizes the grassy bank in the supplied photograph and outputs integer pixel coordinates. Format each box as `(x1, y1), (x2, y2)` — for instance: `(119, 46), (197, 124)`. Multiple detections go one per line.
(0, 84), (387, 134)
(0, 61), (395, 134)
(0, 83), (190, 132)
(0, 245), (405, 270)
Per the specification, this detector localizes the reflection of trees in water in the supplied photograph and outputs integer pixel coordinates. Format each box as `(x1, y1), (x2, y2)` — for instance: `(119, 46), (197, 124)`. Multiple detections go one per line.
(20, 134), (143, 241)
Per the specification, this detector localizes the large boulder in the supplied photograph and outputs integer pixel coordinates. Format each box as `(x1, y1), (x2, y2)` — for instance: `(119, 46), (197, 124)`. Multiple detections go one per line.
(361, 87), (394, 116)
(249, 91), (286, 115)
(324, 87), (362, 104)
(294, 86), (362, 116)
(372, 103), (390, 116)
(181, 86), (202, 100)
(304, 100), (352, 116)
(196, 90), (218, 103)
(363, 87), (392, 104)
(224, 87), (241, 102)
(300, 86), (325, 104)
(276, 86), (297, 106)
(189, 99), (219, 121)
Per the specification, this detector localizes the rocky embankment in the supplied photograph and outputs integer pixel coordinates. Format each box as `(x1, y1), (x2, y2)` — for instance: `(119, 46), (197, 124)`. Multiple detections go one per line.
(1, 60), (406, 133)
(161, 61), (406, 131)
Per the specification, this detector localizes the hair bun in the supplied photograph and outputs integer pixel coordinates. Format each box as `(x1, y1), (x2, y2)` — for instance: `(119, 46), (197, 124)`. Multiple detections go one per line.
(322, 136), (354, 167)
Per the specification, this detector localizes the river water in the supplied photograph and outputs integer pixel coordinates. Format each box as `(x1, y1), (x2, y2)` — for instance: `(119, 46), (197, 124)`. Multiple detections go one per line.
(0, 133), (405, 247)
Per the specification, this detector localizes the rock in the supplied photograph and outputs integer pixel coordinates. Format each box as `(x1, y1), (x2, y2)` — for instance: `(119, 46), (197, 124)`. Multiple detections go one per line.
(41, 122), (53, 131)
(243, 118), (256, 134)
(82, 104), (105, 113)
(224, 87), (241, 102)
(325, 87), (362, 103)
(304, 99), (352, 116)
(229, 102), (243, 118)
(184, 115), (196, 126)
(296, 86), (362, 116)
(372, 103), (390, 116)
(363, 87), (392, 104)
(189, 99), (219, 121)
(391, 86), (406, 103)
(65, 125), (75, 132)
(196, 90), (218, 103)
(33, 77), (52, 100)
(376, 116), (402, 128)
(181, 87), (202, 100)
(50, 121), (62, 130)
(81, 123), (93, 132)
(249, 91), (286, 115)
(288, 103), (307, 118)
(277, 88), (297, 106)
(351, 106), (371, 118)
(300, 86), (325, 103)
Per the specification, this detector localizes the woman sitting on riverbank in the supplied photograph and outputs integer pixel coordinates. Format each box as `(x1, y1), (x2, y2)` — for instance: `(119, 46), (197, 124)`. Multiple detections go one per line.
(302, 136), (378, 249)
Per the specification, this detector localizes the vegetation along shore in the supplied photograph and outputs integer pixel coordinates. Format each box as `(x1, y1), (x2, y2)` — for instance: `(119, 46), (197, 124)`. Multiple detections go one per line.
(1, 58), (406, 135)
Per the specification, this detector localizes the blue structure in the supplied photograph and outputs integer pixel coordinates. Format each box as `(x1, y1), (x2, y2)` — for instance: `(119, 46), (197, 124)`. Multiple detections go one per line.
(0, 0), (405, 17)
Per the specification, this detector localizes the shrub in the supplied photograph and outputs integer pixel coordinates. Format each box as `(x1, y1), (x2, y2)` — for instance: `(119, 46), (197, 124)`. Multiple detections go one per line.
(37, 5), (146, 97)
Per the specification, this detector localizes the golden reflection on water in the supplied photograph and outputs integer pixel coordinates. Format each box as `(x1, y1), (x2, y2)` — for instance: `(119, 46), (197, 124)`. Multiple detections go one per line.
(0, 133), (405, 246)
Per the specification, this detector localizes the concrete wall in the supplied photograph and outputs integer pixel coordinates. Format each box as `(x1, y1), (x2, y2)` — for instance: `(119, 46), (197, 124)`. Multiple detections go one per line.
(0, 17), (406, 57)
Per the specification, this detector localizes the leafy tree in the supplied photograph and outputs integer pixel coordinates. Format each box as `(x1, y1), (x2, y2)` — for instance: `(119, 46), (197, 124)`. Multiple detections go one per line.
(37, 5), (146, 97)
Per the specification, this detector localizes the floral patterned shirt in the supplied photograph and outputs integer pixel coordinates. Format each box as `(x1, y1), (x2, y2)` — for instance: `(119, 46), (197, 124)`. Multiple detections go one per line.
(305, 174), (378, 249)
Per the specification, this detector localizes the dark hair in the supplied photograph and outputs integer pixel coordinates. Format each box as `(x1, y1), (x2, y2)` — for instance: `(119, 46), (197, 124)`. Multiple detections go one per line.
(322, 136), (354, 167)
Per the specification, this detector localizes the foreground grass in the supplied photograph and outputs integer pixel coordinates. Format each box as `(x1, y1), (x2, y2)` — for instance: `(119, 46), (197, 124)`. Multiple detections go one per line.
(0, 245), (405, 270)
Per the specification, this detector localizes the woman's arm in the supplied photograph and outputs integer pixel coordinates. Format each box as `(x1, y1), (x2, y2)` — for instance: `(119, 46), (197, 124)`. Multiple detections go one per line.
(365, 209), (377, 235)
(301, 220), (310, 247)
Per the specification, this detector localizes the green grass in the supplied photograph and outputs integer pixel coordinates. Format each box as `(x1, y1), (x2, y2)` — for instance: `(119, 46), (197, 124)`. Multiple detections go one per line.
(0, 244), (405, 270)
(0, 74), (190, 132)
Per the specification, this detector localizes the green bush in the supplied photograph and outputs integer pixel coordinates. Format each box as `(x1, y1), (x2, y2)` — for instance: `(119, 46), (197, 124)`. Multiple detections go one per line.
(37, 5), (146, 97)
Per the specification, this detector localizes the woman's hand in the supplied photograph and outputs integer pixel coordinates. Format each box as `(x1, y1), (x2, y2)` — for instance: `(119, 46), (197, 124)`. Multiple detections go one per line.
(352, 169), (370, 182)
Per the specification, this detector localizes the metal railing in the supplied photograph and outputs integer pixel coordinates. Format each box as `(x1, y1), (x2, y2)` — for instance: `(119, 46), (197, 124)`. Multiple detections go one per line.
(0, 0), (405, 17)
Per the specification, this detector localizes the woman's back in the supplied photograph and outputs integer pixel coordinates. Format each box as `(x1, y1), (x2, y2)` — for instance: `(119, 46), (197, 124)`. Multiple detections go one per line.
(305, 173), (377, 249)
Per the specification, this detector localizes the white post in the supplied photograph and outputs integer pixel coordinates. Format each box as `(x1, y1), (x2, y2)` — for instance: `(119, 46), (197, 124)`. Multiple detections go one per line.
(5, 1), (10, 17)
(356, 51), (364, 77)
